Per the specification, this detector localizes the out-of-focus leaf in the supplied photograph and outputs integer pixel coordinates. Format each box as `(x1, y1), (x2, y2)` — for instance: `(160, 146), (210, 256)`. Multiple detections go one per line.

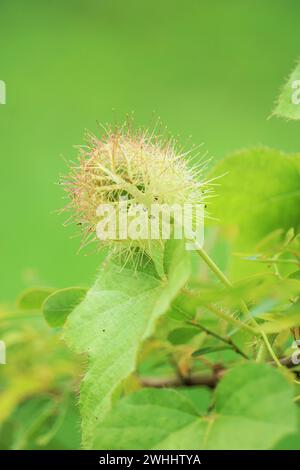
(192, 345), (231, 357)
(17, 287), (55, 311)
(289, 270), (300, 281)
(273, 433), (300, 450)
(167, 276), (266, 322)
(0, 375), (52, 424)
(43, 287), (87, 328)
(260, 302), (300, 334)
(250, 278), (300, 309)
(209, 148), (300, 247)
(167, 327), (199, 345)
(0, 302), (77, 446)
(1, 395), (81, 450)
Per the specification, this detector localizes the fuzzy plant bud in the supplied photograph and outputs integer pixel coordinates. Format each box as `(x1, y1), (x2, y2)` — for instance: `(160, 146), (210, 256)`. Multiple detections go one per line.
(62, 124), (212, 259)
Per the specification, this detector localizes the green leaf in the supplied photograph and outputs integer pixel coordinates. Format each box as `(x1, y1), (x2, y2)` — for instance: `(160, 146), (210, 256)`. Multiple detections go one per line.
(43, 287), (87, 328)
(273, 59), (300, 120)
(289, 270), (300, 281)
(93, 388), (205, 450)
(167, 293), (198, 321)
(273, 433), (300, 450)
(192, 345), (231, 356)
(250, 278), (300, 311)
(208, 364), (296, 450)
(209, 148), (300, 246)
(93, 363), (297, 450)
(167, 327), (199, 345)
(64, 240), (191, 448)
(4, 395), (81, 450)
(17, 287), (55, 311)
(260, 302), (300, 334)
(178, 387), (212, 415)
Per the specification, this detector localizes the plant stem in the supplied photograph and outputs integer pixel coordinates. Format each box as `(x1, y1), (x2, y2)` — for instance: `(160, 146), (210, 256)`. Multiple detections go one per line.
(196, 246), (232, 288)
(196, 247), (249, 317)
(181, 287), (257, 335)
(196, 246), (282, 367)
(256, 343), (268, 363)
(188, 320), (248, 359)
(140, 371), (223, 389)
(207, 303), (258, 336)
(248, 258), (299, 266)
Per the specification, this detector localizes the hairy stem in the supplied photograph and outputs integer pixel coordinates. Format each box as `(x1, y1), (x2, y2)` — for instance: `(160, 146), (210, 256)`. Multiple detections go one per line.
(256, 343), (268, 363)
(207, 303), (258, 336)
(196, 246), (282, 367)
(196, 246), (232, 288)
(187, 320), (249, 359)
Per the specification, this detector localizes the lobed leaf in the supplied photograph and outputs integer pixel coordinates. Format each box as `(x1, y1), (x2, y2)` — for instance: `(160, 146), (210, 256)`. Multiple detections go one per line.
(63, 240), (191, 447)
(93, 363), (297, 450)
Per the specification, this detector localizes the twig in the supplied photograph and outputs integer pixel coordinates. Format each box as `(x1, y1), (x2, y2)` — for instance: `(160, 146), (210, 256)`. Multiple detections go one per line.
(140, 368), (225, 389)
(140, 357), (299, 390)
(187, 320), (249, 359)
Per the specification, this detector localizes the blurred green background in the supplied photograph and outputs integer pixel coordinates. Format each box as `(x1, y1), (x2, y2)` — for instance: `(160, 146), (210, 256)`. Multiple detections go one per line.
(1, 0), (300, 301)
